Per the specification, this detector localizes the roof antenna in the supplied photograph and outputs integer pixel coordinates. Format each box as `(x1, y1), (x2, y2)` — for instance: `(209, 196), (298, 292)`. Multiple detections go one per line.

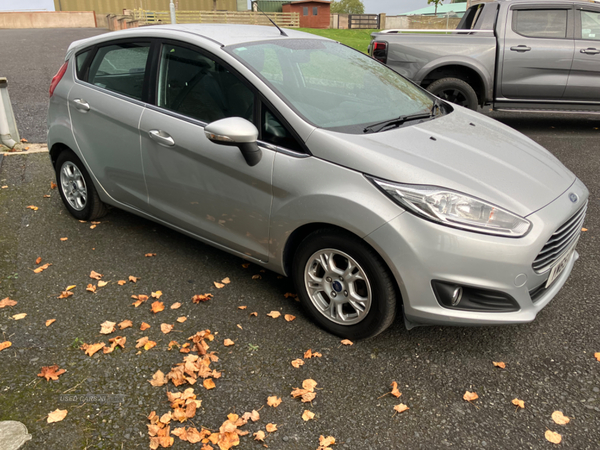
(253, 1), (288, 36)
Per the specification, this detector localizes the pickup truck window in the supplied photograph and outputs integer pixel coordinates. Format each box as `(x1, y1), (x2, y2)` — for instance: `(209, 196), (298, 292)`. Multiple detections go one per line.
(581, 10), (600, 40)
(513, 9), (568, 39)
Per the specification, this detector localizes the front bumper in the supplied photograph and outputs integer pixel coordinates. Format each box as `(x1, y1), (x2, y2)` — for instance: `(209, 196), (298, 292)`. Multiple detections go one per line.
(365, 178), (588, 327)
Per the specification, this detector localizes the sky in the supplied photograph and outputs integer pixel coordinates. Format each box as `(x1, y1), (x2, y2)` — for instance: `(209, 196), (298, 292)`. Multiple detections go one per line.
(0, 0), (430, 15)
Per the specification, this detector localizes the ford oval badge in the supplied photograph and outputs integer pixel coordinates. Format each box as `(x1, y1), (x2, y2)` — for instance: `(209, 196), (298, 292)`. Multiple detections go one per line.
(569, 193), (578, 203)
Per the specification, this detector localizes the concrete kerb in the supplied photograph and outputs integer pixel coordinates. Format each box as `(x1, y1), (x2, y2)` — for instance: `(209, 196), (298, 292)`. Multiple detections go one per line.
(0, 421), (32, 450)
(0, 143), (48, 156)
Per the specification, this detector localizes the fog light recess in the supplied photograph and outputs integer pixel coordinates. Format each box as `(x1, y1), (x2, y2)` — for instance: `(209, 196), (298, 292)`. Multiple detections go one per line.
(432, 280), (520, 312)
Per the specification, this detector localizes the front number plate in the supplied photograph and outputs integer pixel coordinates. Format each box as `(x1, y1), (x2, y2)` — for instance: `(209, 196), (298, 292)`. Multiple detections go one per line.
(545, 241), (577, 288)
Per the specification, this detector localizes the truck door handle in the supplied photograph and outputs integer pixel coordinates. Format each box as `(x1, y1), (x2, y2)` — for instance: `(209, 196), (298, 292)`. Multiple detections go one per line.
(580, 48), (600, 55)
(148, 130), (175, 147)
(510, 45), (531, 52)
(73, 98), (90, 112)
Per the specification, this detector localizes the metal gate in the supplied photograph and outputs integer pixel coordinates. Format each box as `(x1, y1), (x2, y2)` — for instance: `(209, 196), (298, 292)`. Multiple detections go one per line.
(348, 14), (379, 29)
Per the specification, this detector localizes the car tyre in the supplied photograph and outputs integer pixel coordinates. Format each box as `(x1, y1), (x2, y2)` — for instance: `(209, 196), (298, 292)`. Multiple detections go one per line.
(292, 229), (397, 340)
(55, 150), (107, 221)
(427, 77), (478, 110)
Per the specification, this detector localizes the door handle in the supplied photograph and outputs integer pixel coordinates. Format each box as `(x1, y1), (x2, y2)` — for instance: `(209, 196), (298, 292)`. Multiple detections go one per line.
(73, 98), (90, 112)
(148, 130), (175, 147)
(580, 48), (600, 55)
(510, 45), (531, 52)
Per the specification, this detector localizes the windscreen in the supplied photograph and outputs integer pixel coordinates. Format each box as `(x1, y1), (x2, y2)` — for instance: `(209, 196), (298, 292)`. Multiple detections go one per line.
(229, 39), (434, 132)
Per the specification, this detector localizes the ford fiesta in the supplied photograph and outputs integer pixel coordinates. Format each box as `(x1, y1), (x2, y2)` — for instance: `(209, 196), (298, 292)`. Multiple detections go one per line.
(47, 24), (588, 339)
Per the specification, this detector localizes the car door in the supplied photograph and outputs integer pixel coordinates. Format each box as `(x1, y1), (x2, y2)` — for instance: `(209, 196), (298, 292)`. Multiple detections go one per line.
(69, 40), (151, 209)
(501, 4), (574, 99)
(139, 41), (275, 261)
(564, 6), (600, 101)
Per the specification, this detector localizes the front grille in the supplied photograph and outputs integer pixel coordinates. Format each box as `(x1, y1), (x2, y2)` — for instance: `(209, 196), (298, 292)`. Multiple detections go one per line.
(532, 202), (587, 273)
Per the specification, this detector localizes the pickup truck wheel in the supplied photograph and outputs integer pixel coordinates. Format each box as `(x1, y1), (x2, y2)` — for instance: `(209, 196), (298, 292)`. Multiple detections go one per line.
(427, 77), (478, 110)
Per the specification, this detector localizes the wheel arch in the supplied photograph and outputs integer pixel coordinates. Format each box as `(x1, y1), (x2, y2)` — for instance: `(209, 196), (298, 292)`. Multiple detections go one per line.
(419, 62), (491, 106)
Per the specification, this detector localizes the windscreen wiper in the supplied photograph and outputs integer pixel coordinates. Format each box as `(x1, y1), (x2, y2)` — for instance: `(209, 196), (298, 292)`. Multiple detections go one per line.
(363, 111), (433, 134)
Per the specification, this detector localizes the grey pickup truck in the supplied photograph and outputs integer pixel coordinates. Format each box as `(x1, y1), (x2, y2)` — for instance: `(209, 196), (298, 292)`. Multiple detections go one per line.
(369, 0), (600, 112)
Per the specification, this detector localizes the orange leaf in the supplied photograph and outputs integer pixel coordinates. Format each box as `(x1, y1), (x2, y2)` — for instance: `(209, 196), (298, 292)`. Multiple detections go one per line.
(161, 323), (173, 334)
(341, 339), (353, 346)
(224, 339), (234, 347)
(291, 359), (304, 368)
(512, 398), (525, 409)
(152, 290), (163, 299)
(265, 423), (277, 433)
(45, 319), (56, 326)
(60, 237), (68, 241)
(21, 138), (28, 143)
(66, 285), (76, 291)
(250, 312), (257, 317)
(463, 391), (479, 402)
(582, 227), (588, 232)
(242, 263), (250, 268)
(129, 275), (139, 283)
(545, 430), (562, 444)
(35, 256), (42, 264)
(97, 280), (108, 287)
(0, 297), (17, 308)
(86, 284), (96, 293)
(252, 274), (261, 280)
(253, 430), (265, 442)
(26, 205), (38, 211)
(393, 404), (409, 414)
(192, 293), (213, 303)
(47, 409), (68, 423)
(171, 302), (182, 309)
(0, 341), (12, 351)
(12, 313), (27, 320)
(267, 396), (282, 407)
(149, 370), (167, 387)
(145, 253), (157, 257)
(89, 270), (103, 280)
(203, 378), (216, 390)
(493, 361), (506, 369)
(594, 352), (600, 362)
(99, 321), (116, 334)
(267, 311), (281, 318)
(319, 436), (336, 447)
(391, 381), (402, 398)
(221, 277), (231, 284)
(302, 410), (315, 421)
(303, 379), (317, 392)
(38, 365), (66, 381)
(284, 292), (297, 298)
(140, 322), (151, 331)
(151, 301), (165, 313)
(82, 342), (105, 356)
(177, 316), (187, 323)
(118, 320), (132, 330)
(57, 291), (73, 299)
(213, 281), (225, 289)
(284, 314), (296, 322)
(117, 280), (127, 286)
(238, 305), (247, 310)
(552, 411), (570, 425)
(90, 225), (96, 229)
(33, 263), (52, 274)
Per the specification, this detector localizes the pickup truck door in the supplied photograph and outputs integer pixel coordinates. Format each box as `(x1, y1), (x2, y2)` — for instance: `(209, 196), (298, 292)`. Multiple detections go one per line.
(564, 6), (600, 101)
(500, 5), (574, 100)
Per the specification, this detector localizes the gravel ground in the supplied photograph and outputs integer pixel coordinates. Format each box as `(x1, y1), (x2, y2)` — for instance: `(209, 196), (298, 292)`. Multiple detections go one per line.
(0, 28), (599, 450)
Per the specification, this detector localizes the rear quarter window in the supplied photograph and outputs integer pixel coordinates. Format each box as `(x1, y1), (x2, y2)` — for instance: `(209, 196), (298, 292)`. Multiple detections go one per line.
(513, 9), (568, 39)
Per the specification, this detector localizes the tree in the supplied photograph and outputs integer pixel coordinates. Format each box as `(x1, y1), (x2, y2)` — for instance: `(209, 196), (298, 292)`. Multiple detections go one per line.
(331, 0), (365, 15)
(428, 0), (444, 16)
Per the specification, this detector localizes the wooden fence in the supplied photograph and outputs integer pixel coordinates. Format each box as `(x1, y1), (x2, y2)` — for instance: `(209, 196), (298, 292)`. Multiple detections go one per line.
(348, 13), (379, 29)
(132, 9), (299, 27)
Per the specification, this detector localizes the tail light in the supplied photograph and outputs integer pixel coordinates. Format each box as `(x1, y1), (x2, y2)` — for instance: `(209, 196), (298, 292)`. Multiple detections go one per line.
(49, 61), (69, 97)
(373, 41), (388, 64)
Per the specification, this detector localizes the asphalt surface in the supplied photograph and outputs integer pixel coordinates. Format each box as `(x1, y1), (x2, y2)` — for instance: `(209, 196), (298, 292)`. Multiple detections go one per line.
(0, 29), (599, 450)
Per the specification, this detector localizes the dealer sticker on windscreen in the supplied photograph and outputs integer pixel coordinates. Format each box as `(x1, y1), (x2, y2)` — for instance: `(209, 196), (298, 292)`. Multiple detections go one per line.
(545, 239), (579, 288)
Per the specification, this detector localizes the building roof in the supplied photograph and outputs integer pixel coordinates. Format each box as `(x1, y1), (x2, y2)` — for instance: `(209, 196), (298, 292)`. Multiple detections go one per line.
(401, 3), (468, 16)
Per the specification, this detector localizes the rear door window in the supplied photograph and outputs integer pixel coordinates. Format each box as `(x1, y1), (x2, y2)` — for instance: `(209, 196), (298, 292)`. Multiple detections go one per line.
(581, 10), (600, 40)
(87, 43), (151, 100)
(513, 9), (568, 39)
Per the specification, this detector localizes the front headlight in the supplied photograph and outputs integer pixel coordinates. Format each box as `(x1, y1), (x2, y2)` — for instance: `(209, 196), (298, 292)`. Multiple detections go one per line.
(370, 178), (531, 237)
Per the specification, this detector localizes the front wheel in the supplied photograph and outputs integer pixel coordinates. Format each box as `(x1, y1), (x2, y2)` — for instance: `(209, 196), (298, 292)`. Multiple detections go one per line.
(292, 229), (397, 340)
(427, 77), (478, 110)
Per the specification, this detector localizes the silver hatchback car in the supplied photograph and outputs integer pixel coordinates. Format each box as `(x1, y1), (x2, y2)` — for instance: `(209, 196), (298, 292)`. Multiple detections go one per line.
(48, 24), (588, 339)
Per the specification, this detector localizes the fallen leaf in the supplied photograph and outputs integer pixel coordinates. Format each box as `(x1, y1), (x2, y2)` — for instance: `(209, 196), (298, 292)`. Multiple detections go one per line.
(463, 391), (479, 402)
(57, 291), (73, 299)
(118, 320), (132, 330)
(552, 411), (570, 425)
(12, 313), (27, 320)
(33, 263), (52, 273)
(161, 323), (174, 334)
(136, 336), (157, 350)
(267, 396), (282, 407)
(291, 359), (305, 368)
(60, 237), (68, 241)
(140, 322), (151, 331)
(26, 205), (38, 211)
(391, 381), (402, 398)
(203, 378), (216, 390)
(250, 312), (257, 317)
(86, 284), (96, 293)
(284, 292), (297, 298)
(21, 138), (28, 143)
(512, 398), (525, 409)
(319, 436), (336, 448)
(177, 316), (187, 323)
(82, 342), (105, 356)
(242, 263), (250, 269)
(192, 293), (213, 303)
(267, 311), (281, 318)
(303, 379), (317, 391)
(50, 181), (56, 188)
(89, 270), (103, 280)
(117, 280), (127, 286)
(97, 280), (108, 287)
(302, 410), (315, 421)
(90, 225), (96, 229)
(0, 341), (12, 351)
(171, 302), (182, 309)
(582, 227), (588, 232)
(152, 291), (163, 299)
(545, 430), (562, 444)
(43, 194), (51, 198)
(151, 301), (165, 313)
(129, 275), (139, 283)
(341, 339), (353, 346)
(253, 430), (265, 442)
(168, 340), (179, 350)
(265, 423), (277, 433)
(103, 336), (126, 354)
(35, 256), (42, 264)
(224, 339), (234, 347)
(131, 294), (149, 307)
(594, 352), (600, 362)
(47, 409), (68, 423)
(45, 319), (56, 326)
(252, 274), (261, 280)
(0, 298), (17, 308)
(221, 277), (231, 284)
(393, 404), (409, 414)
(493, 361), (506, 369)
(38, 365), (66, 381)
(149, 370), (167, 387)
(66, 285), (76, 291)
(238, 305), (247, 310)
(284, 314), (296, 322)
(0, 185), (7, 189)
(145, 253), (157, 257)
(214, 282), (225, 289)
(99, 321), (116, 334)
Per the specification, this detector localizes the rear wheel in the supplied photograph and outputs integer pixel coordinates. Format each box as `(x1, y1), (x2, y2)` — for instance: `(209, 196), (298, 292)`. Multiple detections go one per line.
(292, 229), (397, 340)
(427, 77), (478, 110)
(55, 150), (107, 221)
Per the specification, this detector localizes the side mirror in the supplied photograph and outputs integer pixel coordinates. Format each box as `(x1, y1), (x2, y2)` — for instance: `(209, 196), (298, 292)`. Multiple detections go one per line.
(204, 117), (262, 167)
